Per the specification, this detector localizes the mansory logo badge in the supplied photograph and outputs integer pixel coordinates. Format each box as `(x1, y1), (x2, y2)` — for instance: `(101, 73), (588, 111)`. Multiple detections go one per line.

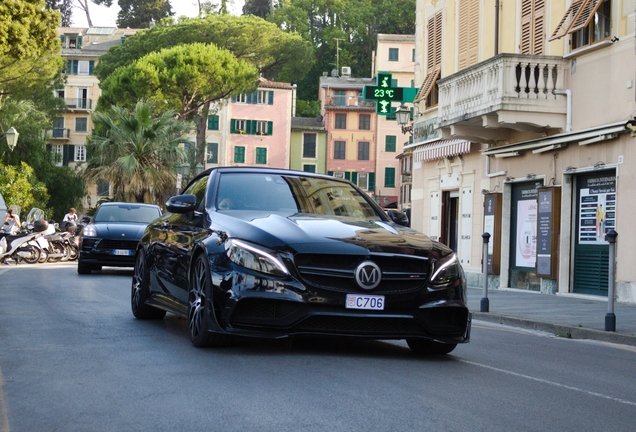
(355, 261), (381, 290)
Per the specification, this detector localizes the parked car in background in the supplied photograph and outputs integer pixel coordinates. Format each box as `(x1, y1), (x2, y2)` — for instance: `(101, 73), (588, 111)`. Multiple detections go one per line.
(78, 202), (162, 274)
(131, 167), (471, 355)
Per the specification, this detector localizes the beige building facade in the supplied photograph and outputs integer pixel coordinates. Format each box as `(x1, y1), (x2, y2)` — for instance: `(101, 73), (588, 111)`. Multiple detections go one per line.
(409, 0), (636, 303)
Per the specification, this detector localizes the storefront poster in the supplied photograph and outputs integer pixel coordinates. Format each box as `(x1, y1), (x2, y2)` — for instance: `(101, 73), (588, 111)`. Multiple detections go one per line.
(537, 190), (552, 275)
(578, 176), (616, 244)
(516, 198), (537, 268)
(484, 195), (495, 271)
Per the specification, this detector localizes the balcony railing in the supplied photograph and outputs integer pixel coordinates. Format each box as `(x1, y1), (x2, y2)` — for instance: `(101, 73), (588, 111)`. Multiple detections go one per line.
(324, 96), (375, 108)
(49, 128), (70, 139)
(437, 54), (569, 135)
(65, 98), (93, 110)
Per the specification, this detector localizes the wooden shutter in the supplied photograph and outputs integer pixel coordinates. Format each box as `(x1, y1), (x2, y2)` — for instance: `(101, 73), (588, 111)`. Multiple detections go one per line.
(267, 121), (273, 135)
(230, 119), (236, 133)
(415, 68), (440, 103)
(549, 0), (585, 41)
(458, 0), (479, 69)
(208, 115), (219, 130)
(427, 13), (442, 70)
(368, 172), (375, 191)
(77, 36), (82, 48)
(521, 0), (545, 55)
(89, 60), (94, 75)
(385, 167), (395, 187)
(268, 91), (274, 105)
(345, 172), (351, 181)
(568, 0), (603, 33)
(351, 172), (358, 185)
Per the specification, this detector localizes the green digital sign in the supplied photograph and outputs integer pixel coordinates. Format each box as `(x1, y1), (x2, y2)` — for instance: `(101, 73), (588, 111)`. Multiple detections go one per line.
(363, 72), (416, 116)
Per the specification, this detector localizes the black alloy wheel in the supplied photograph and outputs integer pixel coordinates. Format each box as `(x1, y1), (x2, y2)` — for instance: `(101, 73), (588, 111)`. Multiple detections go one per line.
(188, 255), (228, 348)
(406, 339), (457, 355)
(131, 251), (166, 320)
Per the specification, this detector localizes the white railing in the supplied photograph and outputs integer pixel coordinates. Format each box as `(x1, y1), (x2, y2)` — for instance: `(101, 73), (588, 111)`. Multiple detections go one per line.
(438, 54), (569, 127)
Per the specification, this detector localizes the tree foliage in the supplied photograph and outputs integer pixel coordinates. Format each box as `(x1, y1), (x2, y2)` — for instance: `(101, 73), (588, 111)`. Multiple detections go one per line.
(99, 43), (258, 119)
(0, 0), (65, 98)
(243, 0), (271, 18)
(84, 101), (192, 204)
(0, 162), (50, 217)
(45, 0), (73, 26)
(94, 14), (313, 85)
(117, 0), (173, 29)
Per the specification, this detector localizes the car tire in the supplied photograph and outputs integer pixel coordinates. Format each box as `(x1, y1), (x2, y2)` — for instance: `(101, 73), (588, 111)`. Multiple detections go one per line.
(188, 255), (228, 348)
(77, 260), (92, 274)
(407, 339), (457, 355)
(131, 251), (166, 320)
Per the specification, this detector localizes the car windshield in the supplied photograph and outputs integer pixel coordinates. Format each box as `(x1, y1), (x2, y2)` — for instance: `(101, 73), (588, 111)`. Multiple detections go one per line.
(215, 173), (382, 220)
(94, 205), (160, 223)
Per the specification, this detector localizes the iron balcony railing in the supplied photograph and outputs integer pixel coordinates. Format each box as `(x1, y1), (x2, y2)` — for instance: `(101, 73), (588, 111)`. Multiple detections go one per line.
(64, 98), (93, 110)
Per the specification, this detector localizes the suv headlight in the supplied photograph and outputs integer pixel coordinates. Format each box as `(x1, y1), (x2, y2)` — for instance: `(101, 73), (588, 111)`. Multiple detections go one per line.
(225, 239), (289, 278)
(430, 253), (463, 287)
(82, 225), (97, 237)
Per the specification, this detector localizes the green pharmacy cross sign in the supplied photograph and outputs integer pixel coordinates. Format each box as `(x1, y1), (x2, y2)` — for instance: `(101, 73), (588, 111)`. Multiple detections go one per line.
(363, 72), (416, 115)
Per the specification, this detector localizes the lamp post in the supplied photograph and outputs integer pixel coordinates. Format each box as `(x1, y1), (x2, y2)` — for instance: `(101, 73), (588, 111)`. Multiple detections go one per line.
(4, 127), (19, 152)
(395, 104), (413, 135)
(193, 163), (204, 177)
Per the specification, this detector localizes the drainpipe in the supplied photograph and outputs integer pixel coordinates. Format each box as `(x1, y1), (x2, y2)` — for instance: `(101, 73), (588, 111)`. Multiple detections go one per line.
(553, 89), (572, 132)
(494, 0), (499, 55)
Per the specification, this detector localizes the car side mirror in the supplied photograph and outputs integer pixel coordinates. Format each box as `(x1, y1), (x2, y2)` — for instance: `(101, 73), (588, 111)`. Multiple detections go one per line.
(386, 209), (409, 227)
(166, 194), (197, 214)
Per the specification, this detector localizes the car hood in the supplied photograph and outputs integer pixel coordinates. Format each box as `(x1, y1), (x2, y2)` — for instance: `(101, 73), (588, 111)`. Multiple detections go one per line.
(92, 222), (147, 239)
(213, 212), (451, 258)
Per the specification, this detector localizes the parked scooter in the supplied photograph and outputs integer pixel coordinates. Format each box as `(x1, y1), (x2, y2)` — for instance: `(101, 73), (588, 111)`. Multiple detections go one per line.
(44, 222), (73, 263)
(0, 220), (44, 265)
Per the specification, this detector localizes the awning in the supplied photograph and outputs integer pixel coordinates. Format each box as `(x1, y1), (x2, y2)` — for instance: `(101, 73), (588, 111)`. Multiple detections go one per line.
(482, 121), (633, 157)
(413, 139), (471, 162)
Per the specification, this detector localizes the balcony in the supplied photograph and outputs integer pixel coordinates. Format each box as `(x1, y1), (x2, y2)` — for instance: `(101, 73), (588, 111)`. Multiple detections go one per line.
(65, 98), (93, 111)
(401, 173), (412, 184)
(436, 54), (569, 143)
(324, 96), (375, 110)
(48, 128), (70, 140)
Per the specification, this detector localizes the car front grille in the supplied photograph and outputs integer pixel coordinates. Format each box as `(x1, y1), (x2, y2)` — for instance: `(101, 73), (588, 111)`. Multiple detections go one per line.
(94, 239), (138, 250)
(294, 253), (430, 294)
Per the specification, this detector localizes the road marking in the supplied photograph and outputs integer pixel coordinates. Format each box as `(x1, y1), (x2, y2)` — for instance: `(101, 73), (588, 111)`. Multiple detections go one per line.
(0, 368), (10, 432)
(459, 359), (636, 407)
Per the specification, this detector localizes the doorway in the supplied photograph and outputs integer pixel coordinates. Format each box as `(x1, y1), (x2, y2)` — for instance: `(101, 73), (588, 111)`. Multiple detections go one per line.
(441, 190), (459, 252)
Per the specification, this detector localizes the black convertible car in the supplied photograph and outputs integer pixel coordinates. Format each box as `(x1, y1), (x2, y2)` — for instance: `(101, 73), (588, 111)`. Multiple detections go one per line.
(132, 167), (471, 355)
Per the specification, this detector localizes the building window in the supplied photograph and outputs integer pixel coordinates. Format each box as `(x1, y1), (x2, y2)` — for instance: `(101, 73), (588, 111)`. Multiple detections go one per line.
(207, 115), (219, 130)
(97, 181), (110, 196)
(258, 90), (274, 104)
(358, 142), (370, 160)
(255, 147), (267, 164)
(572, 0), (611, 50)
(303, 164), (316, 173)
(78, 60), (90, 75)
(256, 120), (268, 135)
(389, 47), (399, 61)
(334, 141), (346, 159)
(333, 172), (345, 179)
(75, 117), (88, 132)
(74, 145), (86, 162)
(234, 119), (247, 133)
(333, 90), (346, 106)
(235, 93), (247, 103)
(234, 146), (245, 163)
(358, 172), (368, 190)
(359, 114), (370, 130)
(385, 135), (396, 152)
(303, 133), (317, 158)
(384, 167), (396, 187)
(335, 113), (347, 129)
(206, 142), (218, 164)
(52, 145), (63, 166)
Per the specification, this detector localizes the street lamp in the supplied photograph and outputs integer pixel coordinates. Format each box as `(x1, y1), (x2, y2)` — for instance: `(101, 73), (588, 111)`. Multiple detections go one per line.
(176, 162), (191, 178)
(5, 127), (19, 151)
(395, 104), (413, 135)
(193, 163), (204, 177)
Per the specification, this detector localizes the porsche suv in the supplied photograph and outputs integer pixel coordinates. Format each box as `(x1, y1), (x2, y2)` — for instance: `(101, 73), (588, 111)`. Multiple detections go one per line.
(131, 167), (471, 355)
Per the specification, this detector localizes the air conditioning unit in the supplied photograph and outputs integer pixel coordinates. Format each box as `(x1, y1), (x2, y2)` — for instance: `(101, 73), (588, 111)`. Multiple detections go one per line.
(341, 66), (351, 77)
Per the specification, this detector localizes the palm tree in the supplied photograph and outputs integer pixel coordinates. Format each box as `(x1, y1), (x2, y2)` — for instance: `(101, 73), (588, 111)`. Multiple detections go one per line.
(84, 101), (193, 205)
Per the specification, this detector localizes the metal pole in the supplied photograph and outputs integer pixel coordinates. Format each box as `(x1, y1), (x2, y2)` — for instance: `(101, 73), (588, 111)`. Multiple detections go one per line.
(481, 232), (491, 312)
(605, 230), (617, 331)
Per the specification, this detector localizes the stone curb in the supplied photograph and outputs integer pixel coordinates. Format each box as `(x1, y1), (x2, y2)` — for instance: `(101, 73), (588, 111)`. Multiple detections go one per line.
(473, 312), (636, 347)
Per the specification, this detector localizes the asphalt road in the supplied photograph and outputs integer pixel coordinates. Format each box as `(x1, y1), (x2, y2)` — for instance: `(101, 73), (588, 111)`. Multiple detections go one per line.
(1, 262), (635, 432)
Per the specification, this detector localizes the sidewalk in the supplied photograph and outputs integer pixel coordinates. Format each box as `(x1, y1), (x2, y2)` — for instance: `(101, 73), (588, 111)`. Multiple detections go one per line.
(467, 287), (636, 347)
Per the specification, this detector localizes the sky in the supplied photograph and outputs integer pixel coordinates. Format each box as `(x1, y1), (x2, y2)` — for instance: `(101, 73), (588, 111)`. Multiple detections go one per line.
(71, 1), (245, 27)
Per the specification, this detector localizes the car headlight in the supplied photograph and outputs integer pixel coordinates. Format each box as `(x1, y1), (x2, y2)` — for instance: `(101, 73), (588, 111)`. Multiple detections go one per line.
(430, 253), (463, 287)
(82, 226), (97, 237)
(225, 239), (289, 277)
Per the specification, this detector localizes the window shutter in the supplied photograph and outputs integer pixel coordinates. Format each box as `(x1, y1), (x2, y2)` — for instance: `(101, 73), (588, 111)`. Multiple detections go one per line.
(385, 135), (397, 152)
(60, 35), (66, 47)
(89, 60), (94, 75)
(549, 0), (584, 41)
(427, 14), (442, 70)
(246, 92), (253, 104)
(231, 96), (237, 102)
(77, 36), (83, 48)
(206, 143), (218, 163)
(458, 0), (479, 69)
(66, 60), (71, 74)
(208, 115), (219, 130)
(521, 0), (545, 55)
(352, 172), (358, 184)
(568, 0), (603, 34)
(533, 0), (545, 55)
(72, 60), (78, 75)
(267, 121), (273, 136)
(328, 171), (334, 176)
(248, 120), (255, 134)
(230, 119), (236, 133)
(268, 91), (274, 105)
(368, 173), (375, 190)
(345, 172), (351, 181)
(414, 68), (440, 103)
(384, 167), (395, 187)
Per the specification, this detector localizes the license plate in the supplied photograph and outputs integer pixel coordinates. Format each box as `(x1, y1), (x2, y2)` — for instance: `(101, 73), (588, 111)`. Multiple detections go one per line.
(114, 249), (132, 256)
(345, 294), (385, 310)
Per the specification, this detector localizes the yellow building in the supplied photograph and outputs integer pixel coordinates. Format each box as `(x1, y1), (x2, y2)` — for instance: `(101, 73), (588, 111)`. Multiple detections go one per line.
(409, 0), (636, 302)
